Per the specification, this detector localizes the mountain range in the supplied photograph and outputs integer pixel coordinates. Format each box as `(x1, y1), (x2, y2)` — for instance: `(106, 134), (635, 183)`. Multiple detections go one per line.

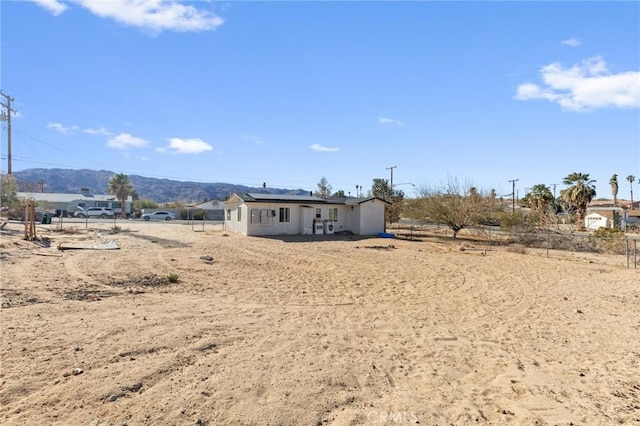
(12, 168), (308, 203)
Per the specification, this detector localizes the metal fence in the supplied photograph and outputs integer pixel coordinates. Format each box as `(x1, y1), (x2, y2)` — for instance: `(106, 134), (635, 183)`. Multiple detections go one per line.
(390, 223), (639, 269)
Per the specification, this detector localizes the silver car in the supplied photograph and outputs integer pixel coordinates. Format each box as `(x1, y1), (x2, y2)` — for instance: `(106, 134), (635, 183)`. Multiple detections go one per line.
(141, 211), (175, 221)
(74, 207), (115, 219)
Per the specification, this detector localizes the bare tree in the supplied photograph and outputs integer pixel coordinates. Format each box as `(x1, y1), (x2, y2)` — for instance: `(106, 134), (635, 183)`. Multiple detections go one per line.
(371, 178), (404, 225)
(314, 176), (332, 199)
(416, 178), (498, 238)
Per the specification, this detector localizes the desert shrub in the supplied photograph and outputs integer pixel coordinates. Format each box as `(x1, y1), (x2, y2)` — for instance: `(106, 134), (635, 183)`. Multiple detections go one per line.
(499, 211), (538, 233)
(589, 227), (627, 254)
(506, 243), (527, 254)
(509, 231), (599, 253)
(167, 274), (179, 283)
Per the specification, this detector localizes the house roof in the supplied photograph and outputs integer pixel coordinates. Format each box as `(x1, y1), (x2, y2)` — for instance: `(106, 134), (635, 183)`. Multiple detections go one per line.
(628, 209), (640, 218)
(18, 192), (119, 203)
(230, 193), (389, 205)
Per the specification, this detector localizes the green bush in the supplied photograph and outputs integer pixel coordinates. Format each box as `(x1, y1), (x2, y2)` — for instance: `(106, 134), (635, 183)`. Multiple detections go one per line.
(589, 227), (626, 254)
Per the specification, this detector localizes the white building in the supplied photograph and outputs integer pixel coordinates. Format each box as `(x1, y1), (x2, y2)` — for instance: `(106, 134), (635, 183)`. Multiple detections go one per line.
(224, 193), (389, 236)
(18, 190), (133, 217)
(584, 207), (628, 231)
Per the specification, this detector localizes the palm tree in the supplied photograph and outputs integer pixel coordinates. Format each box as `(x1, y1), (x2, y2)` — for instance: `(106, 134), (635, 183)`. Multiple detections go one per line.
(627, 175), (636, 209)
(561, 172), (596, 232)
(108, 173), (132, 219)
(610, 174), (618, 207)
(526, 184), (554, 212)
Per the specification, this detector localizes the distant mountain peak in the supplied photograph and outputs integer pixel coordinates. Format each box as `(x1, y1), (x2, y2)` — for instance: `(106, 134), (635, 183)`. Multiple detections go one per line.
(12, 168), (308, 203)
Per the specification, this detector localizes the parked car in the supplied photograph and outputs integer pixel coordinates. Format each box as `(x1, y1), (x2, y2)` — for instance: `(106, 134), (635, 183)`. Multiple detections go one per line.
(141, 211), (175, 221)
(74, 207), (115, 219)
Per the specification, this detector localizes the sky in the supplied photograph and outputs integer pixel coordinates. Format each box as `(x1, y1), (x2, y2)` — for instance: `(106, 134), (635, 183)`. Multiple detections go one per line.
(1, 0), (639, 200)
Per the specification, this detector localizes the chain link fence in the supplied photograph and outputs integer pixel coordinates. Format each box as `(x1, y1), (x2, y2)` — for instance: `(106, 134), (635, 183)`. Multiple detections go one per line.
(390, 222), (639, 269)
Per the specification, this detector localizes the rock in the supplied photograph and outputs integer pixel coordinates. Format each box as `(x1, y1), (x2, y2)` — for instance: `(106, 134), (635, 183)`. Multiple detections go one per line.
(199, 255), (214, 261)
(73, 368), (83, 375)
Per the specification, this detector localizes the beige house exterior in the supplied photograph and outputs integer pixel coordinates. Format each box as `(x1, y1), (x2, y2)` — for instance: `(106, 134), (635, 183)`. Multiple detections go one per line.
(224, 193), (389, 236)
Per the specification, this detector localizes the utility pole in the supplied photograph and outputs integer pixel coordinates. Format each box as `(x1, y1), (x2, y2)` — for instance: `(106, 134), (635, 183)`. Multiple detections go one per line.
(386, 165), (397, 193)
(38, 179), (45, 193)
(550, 183), (560, 200)
(508, 178), (519, 213)
(0, 91), (15, 175)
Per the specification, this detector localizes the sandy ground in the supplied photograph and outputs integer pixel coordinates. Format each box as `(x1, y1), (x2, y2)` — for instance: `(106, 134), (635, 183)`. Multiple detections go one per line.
(1, 219), (639, 426)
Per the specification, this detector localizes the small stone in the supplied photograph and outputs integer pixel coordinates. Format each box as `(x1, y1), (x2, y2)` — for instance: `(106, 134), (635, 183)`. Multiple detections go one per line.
(109, 394), (119, 402)
(199, 255), (214, 261)
(73, 368), (83, 375)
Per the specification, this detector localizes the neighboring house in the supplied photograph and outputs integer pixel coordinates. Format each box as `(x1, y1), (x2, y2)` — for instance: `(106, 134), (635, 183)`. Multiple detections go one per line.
(585, 207), (627, 230)
(585, 212), (610, 230)
(187, 200), (225, 221)
(18, 189), (133, 217)
(627, 210), (640, 227)
(224, 193), (389, 236)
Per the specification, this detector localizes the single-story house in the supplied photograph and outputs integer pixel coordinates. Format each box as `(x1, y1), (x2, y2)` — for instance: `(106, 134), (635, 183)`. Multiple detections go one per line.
(585, 207), (627, 230)
(585, 212), (610, 230)
(223, 193), (389, 236)
(18, 190), (133, 217)
(627, 210), (640, 226)
(186, 200), (225, 221)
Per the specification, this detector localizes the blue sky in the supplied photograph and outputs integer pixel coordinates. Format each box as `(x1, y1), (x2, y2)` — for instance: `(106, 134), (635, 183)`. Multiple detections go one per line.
(1, 0), (639, 200)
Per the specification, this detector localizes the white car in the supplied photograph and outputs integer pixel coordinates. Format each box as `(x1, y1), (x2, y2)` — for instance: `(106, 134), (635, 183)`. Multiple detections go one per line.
(74, 207), (115, 219)
(141, 211), (175, 221)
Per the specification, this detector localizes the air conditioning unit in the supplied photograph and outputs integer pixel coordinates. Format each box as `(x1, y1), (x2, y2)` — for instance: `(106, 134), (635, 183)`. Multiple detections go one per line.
(314, 221), (324, 234)
(324, 221), (335, 235)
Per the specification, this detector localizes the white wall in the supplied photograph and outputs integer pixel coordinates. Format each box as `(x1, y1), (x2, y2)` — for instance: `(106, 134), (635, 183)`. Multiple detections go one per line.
(585, 213), (608, 230)
(358, 199), (386, 235)
(225, 198), (386, 236)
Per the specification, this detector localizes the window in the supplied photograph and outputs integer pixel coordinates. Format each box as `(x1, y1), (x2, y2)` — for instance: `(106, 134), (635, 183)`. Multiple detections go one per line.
(329, 208), (338, 222)
(226, 209), (231, 221)
(237, 207), (242, 222)
(279, 207), (291, 223)
(96, 201), (108, 207)
(315, 208), (322, 219)
(112, 202), (121, 209)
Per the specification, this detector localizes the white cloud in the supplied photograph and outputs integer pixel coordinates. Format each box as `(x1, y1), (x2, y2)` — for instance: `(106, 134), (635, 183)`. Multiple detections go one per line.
(47, 122), (79, 134)
(516, 56), (640, 111)
(32, 0), (224, 33)
(310, 144), (340, 152)
(561, 38), (581, 47)
(242, 134), (264, 145)
(30, 0), (67, 16)
(107, 133), (150, 149)
(164, 137), (213, 154)
(379, 117), (405, 126)
(84, 126), (113, 136)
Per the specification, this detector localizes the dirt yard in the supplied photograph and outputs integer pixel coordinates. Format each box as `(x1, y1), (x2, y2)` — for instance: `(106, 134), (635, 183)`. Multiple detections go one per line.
(1, 220), (639, 425)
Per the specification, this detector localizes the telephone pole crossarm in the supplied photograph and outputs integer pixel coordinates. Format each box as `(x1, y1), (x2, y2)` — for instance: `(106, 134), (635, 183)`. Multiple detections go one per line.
(386, 165), (397, 193)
